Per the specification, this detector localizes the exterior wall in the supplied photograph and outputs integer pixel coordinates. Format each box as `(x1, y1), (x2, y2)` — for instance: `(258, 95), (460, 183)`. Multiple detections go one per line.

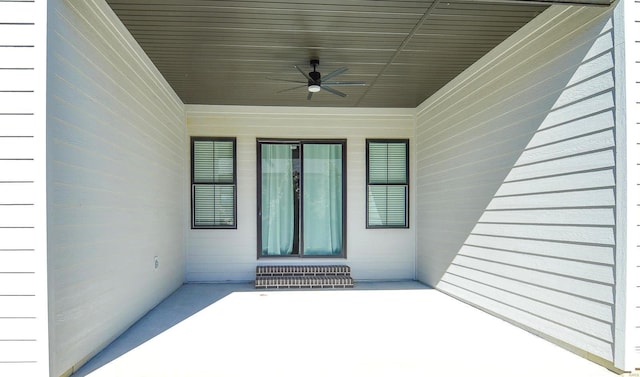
(186, 105), (415, 282)
(47, 1), (186, 376)
(415, 4), (620, 368)
(631, 0), (640, 365)
(0, 1), (49, 376)
(619, 0), (640, 369)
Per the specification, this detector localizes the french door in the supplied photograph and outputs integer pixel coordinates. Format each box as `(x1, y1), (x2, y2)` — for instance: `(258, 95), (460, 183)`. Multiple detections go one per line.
(257, 140), (346, 258)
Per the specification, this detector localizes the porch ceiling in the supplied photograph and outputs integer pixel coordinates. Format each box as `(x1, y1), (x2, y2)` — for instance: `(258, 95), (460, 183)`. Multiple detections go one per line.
(105, 0), (614, 108)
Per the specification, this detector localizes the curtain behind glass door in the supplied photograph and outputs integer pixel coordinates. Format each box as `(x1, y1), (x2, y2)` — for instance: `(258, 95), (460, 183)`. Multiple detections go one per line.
(302, 144), (343, 256)
(260, 144), (295, 255)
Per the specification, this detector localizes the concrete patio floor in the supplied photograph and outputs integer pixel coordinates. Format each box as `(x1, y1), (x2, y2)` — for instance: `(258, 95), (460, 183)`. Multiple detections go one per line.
(72, 281), (620, 377)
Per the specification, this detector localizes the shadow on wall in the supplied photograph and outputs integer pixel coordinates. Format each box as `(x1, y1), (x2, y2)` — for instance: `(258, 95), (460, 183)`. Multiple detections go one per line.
(417, 10), (615, 286)
(419, 8), (617, 364)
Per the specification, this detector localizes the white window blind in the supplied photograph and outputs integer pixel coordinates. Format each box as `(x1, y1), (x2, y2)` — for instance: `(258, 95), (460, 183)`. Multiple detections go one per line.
(192, 138), (236, 228)
(367, 140), (408, 228)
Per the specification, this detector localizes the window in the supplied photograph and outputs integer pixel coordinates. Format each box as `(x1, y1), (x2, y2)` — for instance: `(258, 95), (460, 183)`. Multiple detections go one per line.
(366, 139), (409, 228)
(191, 137), (236, 229)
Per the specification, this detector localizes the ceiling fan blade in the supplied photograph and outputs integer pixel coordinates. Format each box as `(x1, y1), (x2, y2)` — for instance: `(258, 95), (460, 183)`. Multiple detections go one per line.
(295, 65), (313, 81)
(268, 77), (307, 84)
(322, 67), (348, 81)
(276, 84), (307, 94)
(307, 91), (313, 100)
(322, 81), (366, 86)
(321, 85), (347, 98)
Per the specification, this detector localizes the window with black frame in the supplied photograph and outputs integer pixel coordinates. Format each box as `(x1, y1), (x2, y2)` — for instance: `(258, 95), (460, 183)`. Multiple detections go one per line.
(191, 137), (237, 229)
(366, 139), (409, 228)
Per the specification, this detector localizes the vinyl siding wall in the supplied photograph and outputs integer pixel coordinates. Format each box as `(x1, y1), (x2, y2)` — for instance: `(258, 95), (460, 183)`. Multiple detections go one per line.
(622, 0), (640, 368)
(633, 1), (640, 365)
(47, 1), (186, 376)
(415, 4), (620, 368)
(186, 105), (415, 282)
(0, 1), (49, 376)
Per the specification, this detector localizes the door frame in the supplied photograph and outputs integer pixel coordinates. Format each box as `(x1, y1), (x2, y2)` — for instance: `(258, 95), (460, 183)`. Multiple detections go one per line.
(256, 138), (347, 259)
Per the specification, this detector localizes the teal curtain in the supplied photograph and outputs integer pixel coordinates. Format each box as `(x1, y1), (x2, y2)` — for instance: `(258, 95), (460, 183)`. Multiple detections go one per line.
(302, 144), (342, 255)
(261, 144), (294, 255)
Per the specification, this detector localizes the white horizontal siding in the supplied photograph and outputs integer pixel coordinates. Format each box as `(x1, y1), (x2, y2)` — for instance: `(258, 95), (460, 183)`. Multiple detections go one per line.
(622, 0), (640, 368)
(416, 5), (618, 365)
(633, 1), (640, 366)
(48, 1), (185, 376)
(186, 106), (415, 282)
(0, 1), (48, 376)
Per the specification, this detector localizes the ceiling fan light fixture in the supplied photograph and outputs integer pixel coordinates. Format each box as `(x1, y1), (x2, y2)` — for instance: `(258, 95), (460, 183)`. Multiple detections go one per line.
(271, 59), (362, 99)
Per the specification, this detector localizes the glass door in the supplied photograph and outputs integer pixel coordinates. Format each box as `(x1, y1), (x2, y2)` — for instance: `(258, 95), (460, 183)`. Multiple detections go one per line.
(258, 140), (345, 258)
(301, 143), (343, 256)
(259, 142), (299, 256)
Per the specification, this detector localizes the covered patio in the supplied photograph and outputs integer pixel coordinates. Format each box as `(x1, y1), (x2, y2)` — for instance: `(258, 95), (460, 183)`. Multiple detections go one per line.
(73, 282), (615, 377)
(3, 0), (638, 376)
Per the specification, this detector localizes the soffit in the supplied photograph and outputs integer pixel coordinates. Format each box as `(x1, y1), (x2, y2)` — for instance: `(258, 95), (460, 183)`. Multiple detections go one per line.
(105, 0), (613, 108)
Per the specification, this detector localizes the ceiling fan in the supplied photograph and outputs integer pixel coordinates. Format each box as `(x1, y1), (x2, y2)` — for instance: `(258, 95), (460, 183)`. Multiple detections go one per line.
(271, 59), (366, 100)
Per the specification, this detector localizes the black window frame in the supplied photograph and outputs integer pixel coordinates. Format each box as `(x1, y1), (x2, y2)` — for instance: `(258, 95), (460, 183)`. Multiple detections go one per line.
(191, 136), (237, 229)
(366, 138), (409, 229)
(256, 138), (347, 258)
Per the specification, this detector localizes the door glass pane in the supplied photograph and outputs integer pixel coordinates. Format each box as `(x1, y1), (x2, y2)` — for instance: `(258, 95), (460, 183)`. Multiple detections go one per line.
(260, 144), (295, 256)
(302, 144), (343, 256)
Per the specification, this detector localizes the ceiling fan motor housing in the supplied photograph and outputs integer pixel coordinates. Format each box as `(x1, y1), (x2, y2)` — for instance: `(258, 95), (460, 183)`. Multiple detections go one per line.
(309, 59), (321, 82)
(307, 76), (321, 92)
(309, 71), (321, 84)
(308, 60), (322, 92)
